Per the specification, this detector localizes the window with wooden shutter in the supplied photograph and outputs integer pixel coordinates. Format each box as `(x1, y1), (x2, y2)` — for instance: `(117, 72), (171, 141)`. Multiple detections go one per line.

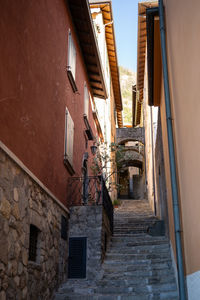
(67, 30), (78, 92)
(64, 108), (75, 175)
(84, 82), (89, 117)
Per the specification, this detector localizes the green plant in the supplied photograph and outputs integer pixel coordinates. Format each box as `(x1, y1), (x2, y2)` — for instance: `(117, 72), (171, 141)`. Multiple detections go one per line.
(90, 142), (125, 194)
(112, 199), (121, 206)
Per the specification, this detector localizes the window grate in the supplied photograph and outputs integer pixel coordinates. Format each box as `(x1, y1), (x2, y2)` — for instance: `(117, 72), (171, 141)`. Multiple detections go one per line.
(61, 215), (68, 240)
(29, 224), (39, 262)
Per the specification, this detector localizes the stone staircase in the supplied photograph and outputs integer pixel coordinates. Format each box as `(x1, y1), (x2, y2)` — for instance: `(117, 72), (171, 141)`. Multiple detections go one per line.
(54, 200), (179, 300)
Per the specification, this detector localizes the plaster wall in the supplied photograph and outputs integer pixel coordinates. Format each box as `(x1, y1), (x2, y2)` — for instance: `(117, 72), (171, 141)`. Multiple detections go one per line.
(0, 0), (97, 206)
(91, 8), (117, 200)
(162, 0), (200, 277)
(143, 59), (155, 212)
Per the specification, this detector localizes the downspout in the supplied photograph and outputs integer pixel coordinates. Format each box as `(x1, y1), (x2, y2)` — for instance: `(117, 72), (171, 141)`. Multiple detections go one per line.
(158, 0), (187, 299)
(150, 107), (157, 216)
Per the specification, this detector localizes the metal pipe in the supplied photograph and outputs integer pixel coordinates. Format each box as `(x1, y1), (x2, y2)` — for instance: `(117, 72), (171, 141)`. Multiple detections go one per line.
(158, 0), (187, 299)
(150, 106), (157, 216)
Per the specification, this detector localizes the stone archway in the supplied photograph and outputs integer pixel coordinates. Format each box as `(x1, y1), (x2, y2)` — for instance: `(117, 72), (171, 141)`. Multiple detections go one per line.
(117, 127), (145, 145)
(116, 127), (146, 200)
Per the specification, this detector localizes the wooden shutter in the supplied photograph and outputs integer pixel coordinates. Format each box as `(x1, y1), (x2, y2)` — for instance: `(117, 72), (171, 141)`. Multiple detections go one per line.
(68, 237), (87, 278)
(68, 30), (76, 79)
(84, 82), (89, 117)
(65, 108), (74, 167)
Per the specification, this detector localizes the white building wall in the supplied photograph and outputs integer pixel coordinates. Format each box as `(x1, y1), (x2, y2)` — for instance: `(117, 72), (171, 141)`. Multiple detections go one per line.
(91, 8), (114, 191)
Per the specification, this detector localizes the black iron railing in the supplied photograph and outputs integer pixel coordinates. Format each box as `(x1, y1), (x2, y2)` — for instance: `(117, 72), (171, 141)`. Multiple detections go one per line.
(101, 178), (113, 234)
(67, 176), (113, 233)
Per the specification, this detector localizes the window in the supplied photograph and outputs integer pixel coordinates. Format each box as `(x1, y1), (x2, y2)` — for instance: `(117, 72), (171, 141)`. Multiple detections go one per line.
(64, 108), (75, 175)
(67, 30), (77, 92)
(84, 82), (89, 117)
(29, 224), (40, 262)
(61, 215), (68, 240)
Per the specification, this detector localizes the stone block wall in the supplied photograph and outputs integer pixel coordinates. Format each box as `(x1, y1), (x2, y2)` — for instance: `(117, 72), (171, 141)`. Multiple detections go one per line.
(69, 206), (112, 281)
(0, 145), (69, 300)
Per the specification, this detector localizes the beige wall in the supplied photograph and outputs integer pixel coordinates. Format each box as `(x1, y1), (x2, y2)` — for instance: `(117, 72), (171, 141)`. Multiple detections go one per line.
(162, 0), (200, 276)
(160, 79), (177, 262)
(143, 57), (155, 211)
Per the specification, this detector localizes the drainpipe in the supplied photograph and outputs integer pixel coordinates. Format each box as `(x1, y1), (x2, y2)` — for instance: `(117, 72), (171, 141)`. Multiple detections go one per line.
(150, 106), (157, 216)
(158, 0), (187, 299)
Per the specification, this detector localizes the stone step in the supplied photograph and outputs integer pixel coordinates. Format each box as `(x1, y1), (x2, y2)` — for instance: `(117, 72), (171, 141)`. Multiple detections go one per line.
(114, 215), (155, 219)
(107, 247), (170, 254)
(105, 252), (171, 260)
(111, 233), (167, 239)
(110, 239), (169, 247)
(95, 282), (177, 294)
(55, 292), (178, 300)
(114, 230), (150, 234)
(102, 263), (173, 273)
(114, 224), (154, 229)
(111, 237), (168, 243)
(102, 271), (175, 281)
(98, 276), (175, 287)
(103, 257), (172, 265)
(114, 218), (157, 222)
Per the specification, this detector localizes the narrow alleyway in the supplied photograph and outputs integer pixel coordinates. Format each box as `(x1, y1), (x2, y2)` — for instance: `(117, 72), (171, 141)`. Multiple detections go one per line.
(54, 200), (178, 299)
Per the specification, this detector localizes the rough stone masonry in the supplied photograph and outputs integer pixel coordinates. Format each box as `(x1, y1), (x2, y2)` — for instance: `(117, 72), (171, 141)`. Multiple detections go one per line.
(0, 144), (69, 300)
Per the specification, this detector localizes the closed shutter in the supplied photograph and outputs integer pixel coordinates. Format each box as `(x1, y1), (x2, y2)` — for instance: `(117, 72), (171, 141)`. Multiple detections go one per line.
(68, 237), (87, 278)
(84, 82), (89, 117)
(68, 30), (76, 79)
(65, 108), (74, 167)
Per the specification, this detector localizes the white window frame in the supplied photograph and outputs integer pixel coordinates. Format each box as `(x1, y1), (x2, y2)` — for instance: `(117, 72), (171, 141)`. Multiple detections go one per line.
(64, 108), (75, 174)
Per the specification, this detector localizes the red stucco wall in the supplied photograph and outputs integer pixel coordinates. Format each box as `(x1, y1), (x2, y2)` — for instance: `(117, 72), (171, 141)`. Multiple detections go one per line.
(0, 0), (97, 205)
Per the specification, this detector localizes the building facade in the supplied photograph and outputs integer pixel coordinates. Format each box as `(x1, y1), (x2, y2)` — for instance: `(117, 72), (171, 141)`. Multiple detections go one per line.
(90, 0), (123, 201)
(136, 1), (200, 298)
(0, 0), (108, 298)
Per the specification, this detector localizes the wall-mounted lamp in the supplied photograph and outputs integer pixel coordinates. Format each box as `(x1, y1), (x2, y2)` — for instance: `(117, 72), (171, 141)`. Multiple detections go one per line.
(90, 143), (97, 156)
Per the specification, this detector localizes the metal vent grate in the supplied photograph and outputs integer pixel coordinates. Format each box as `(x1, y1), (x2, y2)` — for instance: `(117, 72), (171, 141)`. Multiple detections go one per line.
(68, 237), (87, 278)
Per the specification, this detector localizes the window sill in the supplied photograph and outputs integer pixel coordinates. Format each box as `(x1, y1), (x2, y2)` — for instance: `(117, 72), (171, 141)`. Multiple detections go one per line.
(64, 156), (75, 175)
(28, 261), (41, 270)
(67, 68), (78, 93)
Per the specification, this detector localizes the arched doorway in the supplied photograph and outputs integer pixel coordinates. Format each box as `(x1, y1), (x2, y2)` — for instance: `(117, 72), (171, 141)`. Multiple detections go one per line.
(117, 141), (145, 199)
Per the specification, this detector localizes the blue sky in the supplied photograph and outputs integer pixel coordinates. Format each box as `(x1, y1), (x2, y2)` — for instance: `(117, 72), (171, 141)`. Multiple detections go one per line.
(112, 0), (138, 72)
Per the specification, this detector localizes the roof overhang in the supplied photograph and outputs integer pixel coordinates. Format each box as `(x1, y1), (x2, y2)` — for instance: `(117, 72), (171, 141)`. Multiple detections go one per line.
(146, 7), (162, 106)
(89, 0), (123, 128)
(67, 0), (108, 99)
(135, 1), (158, 126)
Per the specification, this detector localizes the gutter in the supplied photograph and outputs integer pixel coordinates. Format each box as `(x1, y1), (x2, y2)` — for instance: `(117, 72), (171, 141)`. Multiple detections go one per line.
(158, 0), (187, 298)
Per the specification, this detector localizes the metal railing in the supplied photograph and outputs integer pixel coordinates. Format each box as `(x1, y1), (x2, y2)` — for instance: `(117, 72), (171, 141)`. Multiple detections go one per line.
(67, 176), (113, 233)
